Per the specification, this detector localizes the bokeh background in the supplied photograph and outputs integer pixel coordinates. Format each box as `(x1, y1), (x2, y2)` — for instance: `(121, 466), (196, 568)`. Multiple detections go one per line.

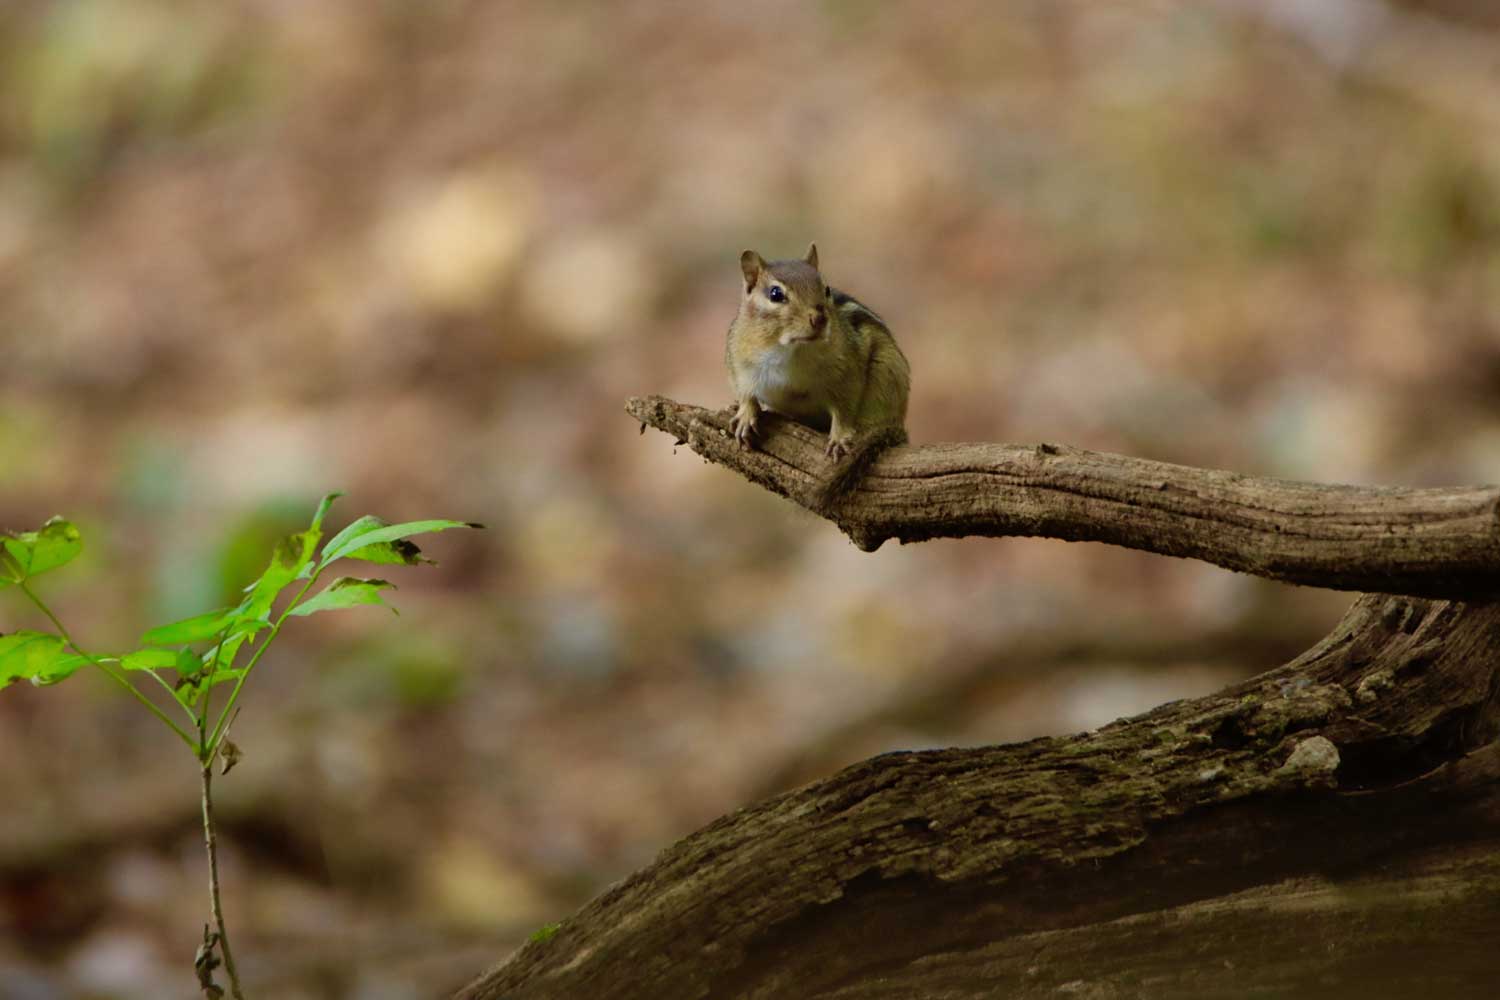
(3, 1), (1499, 996)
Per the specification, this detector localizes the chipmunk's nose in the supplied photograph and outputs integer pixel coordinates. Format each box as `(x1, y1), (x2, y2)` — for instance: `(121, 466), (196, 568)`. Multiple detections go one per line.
(809, 306), (827, 334)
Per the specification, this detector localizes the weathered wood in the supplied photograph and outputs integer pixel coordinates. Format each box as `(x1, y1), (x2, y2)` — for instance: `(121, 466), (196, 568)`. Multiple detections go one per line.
(625, 395), (1500, 598)
(812, 834), (1500, 999)
(457, 594), (1500, 1000)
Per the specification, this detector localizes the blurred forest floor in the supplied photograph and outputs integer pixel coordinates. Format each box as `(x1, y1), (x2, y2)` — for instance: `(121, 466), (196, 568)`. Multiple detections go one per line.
(2, 1), (1498, 997)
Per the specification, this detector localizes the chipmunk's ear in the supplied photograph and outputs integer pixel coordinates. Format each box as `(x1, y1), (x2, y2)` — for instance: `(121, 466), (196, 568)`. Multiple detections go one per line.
(740, 250), (765, 292)
(803, 242), (819, 270)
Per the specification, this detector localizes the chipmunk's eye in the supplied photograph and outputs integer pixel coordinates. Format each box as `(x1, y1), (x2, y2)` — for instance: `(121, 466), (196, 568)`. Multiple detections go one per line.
(767, 285), (786, 303)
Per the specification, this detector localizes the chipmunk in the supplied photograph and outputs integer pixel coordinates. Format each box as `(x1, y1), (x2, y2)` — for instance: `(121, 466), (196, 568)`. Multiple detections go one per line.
(725, 243), (910, 508)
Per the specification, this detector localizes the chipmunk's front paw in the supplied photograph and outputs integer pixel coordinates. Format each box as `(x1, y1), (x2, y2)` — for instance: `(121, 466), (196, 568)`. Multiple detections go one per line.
(730, 405), (759, 449)
(825, 431), (854, 460)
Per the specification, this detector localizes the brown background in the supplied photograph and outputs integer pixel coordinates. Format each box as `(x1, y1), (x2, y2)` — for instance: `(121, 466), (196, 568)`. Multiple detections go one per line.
(2, 2), (1498, 997)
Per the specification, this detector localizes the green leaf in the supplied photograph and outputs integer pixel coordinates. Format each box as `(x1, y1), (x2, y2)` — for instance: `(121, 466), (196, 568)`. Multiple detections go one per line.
(0, 517), (82, 586)
(287, 577), (397, 617)
(121, 648), (179, 671)
(239, 527), (320, 622)
(193, 617), (268, 676)
(42, 653), (100, 683)
(310, 492), (344, 533)
(343, 537), (431, 566)
(176, 647), (203, 679)
(201, 629), (251, 675)
(318, 515), (385, 565)
(141, 608), (235, 646)
(320, 517), (482, 568)
(174, 667), (244, 708)
(0, 631), (71, 688)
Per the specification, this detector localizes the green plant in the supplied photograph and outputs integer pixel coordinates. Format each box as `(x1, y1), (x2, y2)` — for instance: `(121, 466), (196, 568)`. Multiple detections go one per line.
(0, 493), (480, 999)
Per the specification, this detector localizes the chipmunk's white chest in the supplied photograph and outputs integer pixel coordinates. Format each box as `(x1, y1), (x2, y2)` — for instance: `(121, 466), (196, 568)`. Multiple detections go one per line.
(751, 344), (828, 422)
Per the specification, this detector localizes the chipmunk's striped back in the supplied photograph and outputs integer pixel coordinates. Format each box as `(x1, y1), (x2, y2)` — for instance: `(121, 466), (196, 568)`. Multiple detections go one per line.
(830, 289), (886, 332)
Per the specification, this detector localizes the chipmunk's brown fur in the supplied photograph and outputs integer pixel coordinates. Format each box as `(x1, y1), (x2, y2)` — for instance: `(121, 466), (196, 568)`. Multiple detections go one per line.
(725, 243), (910, 509)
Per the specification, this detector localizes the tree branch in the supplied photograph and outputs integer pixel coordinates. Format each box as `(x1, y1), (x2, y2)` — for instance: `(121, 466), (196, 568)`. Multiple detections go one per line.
(627, 395), (1500, 599)
(449, 398), (1500, 998)
(457, 593), (1500, 999)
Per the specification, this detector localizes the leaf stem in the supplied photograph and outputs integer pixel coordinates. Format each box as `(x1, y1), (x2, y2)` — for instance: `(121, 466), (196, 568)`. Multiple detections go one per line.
(195, 626), (233, 761)
(201, 759), (247, 1000)
(18, 581), (197, 751)
(141, 667), (200, 729)
(206, 570), (322, 753)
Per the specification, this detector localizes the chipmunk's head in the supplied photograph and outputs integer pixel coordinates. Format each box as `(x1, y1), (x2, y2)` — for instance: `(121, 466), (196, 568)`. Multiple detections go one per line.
(738, 243), (833, 345)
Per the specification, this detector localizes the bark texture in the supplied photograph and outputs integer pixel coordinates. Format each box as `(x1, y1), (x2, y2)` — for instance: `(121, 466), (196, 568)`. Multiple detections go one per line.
(455, 399), (1500, 999)
(624, 395), (1500, 598)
